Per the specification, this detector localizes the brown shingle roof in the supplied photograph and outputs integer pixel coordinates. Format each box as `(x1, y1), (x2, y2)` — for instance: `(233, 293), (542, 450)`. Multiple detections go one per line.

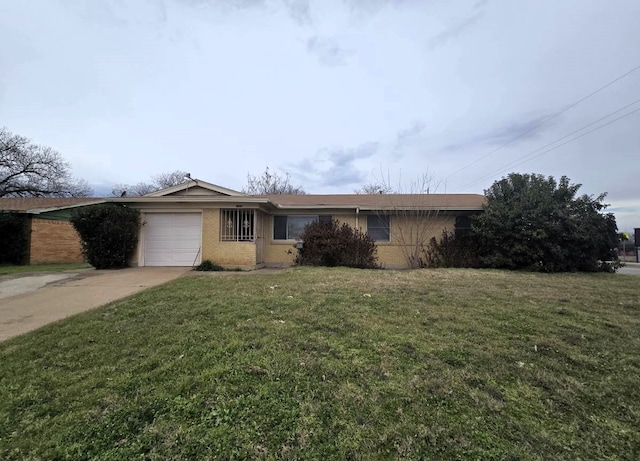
(0, 197), (103, 212)
(263, 194), (485, 210)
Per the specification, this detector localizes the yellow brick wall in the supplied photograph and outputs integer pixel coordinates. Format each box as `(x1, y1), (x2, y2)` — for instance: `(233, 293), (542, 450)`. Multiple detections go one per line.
(368, 214), (455, 268)
(30, 218), (85, 264)
(262, 212), (359, 267)
(260, 212), (454, 268)
(201, 209), (257, 267)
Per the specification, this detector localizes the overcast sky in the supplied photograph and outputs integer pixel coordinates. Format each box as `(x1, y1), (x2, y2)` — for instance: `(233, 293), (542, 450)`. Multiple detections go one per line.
(1, 0), (639, 230)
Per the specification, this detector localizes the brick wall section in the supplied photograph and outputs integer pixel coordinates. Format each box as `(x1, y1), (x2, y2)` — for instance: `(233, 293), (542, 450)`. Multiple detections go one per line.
(373, 214), (454, 268)
(263, 213), (360, 267)
(201, 209), (257, 267)
(29, 218), (85, 264)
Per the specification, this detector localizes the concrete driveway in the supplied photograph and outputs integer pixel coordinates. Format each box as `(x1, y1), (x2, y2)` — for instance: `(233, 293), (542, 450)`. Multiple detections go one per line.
(619, 263), (640, 276)
(0, 267), (188, 342)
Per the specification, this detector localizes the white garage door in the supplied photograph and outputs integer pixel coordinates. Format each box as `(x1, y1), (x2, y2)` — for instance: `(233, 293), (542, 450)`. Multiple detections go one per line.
(144, 213), (202, 266)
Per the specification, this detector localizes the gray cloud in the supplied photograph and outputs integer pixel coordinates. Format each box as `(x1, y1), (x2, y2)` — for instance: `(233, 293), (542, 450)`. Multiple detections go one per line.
(392, 121), (426, 157)
(306, 35), (351, 66)
(427, 12), (483, 50)
(178, 0), (265, 7)
(396, 121), (425, 144)
(285, 0), (312, 25)
(443, 115), (556, 153)
(343, 0), (410, 16)
(292, 142), (379, 187)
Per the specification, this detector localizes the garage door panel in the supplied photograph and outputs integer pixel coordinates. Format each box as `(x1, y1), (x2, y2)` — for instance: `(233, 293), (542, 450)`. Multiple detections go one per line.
(144, 213), (202, 266)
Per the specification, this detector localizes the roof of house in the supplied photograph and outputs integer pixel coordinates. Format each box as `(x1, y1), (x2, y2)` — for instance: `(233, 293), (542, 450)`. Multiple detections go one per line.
(144, 179), (245, 197)
(0, 191), (485, 214)
(0, 197), (104, 212)
(264, 194), (485, 210)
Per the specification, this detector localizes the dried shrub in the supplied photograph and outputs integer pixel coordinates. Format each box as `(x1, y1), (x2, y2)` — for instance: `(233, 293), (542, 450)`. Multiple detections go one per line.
(424, 229), (480, 268)
(298, 219), (378, 269)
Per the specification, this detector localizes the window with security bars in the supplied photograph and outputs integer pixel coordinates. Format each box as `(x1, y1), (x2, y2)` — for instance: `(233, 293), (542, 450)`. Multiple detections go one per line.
(221, 209), (254, 241)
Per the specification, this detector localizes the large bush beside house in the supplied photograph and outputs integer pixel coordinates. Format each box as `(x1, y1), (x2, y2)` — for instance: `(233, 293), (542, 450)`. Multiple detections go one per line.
(298, 219), (378, 269)
(473, 173), (619, 272)
(0, 212), (29, 264)
(425, 173), (619, 272)
(70, 204), (140, 269)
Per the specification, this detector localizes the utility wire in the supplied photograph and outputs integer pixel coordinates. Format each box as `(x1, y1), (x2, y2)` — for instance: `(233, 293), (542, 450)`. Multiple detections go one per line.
(459, 104), (640, 191)
(460, 99), (640, 189)
(442, 63), (640, 181)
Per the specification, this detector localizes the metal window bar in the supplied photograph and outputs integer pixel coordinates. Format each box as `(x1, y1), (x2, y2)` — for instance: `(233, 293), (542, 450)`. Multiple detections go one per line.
(221, 209), (254, 241)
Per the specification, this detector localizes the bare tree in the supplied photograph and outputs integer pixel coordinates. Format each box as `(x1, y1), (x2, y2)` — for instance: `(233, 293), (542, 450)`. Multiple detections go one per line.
(371, 171), (445, 268)
(153, 171), (190, 189)
(354, 182), (394, 194)
(243, 167), (305, 195)
(0, 127), (92, 197)
(112, 170), (189, 197)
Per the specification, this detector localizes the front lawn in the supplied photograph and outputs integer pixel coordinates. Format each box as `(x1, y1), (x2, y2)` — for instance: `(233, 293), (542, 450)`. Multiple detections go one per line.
(0, 263), (91, 276)
(1, 268), (639, 460)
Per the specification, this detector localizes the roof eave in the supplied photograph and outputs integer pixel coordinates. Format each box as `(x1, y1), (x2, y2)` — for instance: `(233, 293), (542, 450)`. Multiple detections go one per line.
(26, 199), (107, 214)
(109, 196), (271, 205)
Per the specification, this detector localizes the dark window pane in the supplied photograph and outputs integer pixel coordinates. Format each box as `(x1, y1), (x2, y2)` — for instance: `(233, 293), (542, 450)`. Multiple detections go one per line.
(288, 216), (315, 240)
(319, 215), (332, 224)
(367, 215), (390, 241)
(455, 215), (471, 230)
(274, 216), (287, 240)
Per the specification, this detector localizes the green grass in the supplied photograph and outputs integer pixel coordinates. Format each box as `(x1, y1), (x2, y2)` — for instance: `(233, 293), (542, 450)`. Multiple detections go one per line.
(1, 268), (639, 460)
(0, 263), (91, 276)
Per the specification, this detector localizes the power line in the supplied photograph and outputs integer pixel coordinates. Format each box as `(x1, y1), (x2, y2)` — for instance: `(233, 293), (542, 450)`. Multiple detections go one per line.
(443, 63), (640, 180)
(459, 104), (640, 191)
(460, 99), (640, 189)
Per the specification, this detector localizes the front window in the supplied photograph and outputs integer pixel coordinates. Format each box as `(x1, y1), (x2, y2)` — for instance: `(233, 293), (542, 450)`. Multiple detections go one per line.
(367, 215), (390, 241)
(221, 209), (254, 241)
(273, 215), (332, 240)
(455, 215), (472, 237)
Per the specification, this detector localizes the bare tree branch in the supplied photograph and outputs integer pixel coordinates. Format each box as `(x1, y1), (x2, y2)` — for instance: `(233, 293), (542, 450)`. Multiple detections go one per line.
(243, 167), (305, 195)
(111, 170), (189, 196)
(0, 127), (92, 197)
(368, 170), (446, 268)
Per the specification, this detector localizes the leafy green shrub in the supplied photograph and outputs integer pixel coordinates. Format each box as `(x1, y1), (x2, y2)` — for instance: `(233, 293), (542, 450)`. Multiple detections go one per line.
(70, 204), (140, 269)
(474, 173), (620, 272)
(423, 229), (480, 268)
(193, 260), (225, 271)
(298, 219), (378, 269)
(0, 212), (29, 265)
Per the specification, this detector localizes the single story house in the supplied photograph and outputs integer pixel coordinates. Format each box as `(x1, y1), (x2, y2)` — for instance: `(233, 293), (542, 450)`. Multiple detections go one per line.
(113, 179), (484, 269)
(0, 179), (485, 268)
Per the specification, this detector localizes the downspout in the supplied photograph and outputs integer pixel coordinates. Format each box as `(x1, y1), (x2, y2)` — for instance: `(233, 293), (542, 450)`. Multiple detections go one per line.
(355, 207), (360, 231)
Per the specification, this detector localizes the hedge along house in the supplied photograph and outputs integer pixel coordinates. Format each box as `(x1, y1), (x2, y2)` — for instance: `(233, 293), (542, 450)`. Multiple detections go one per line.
(111, 179), (485, 269)
(0, 197), (104, 264)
